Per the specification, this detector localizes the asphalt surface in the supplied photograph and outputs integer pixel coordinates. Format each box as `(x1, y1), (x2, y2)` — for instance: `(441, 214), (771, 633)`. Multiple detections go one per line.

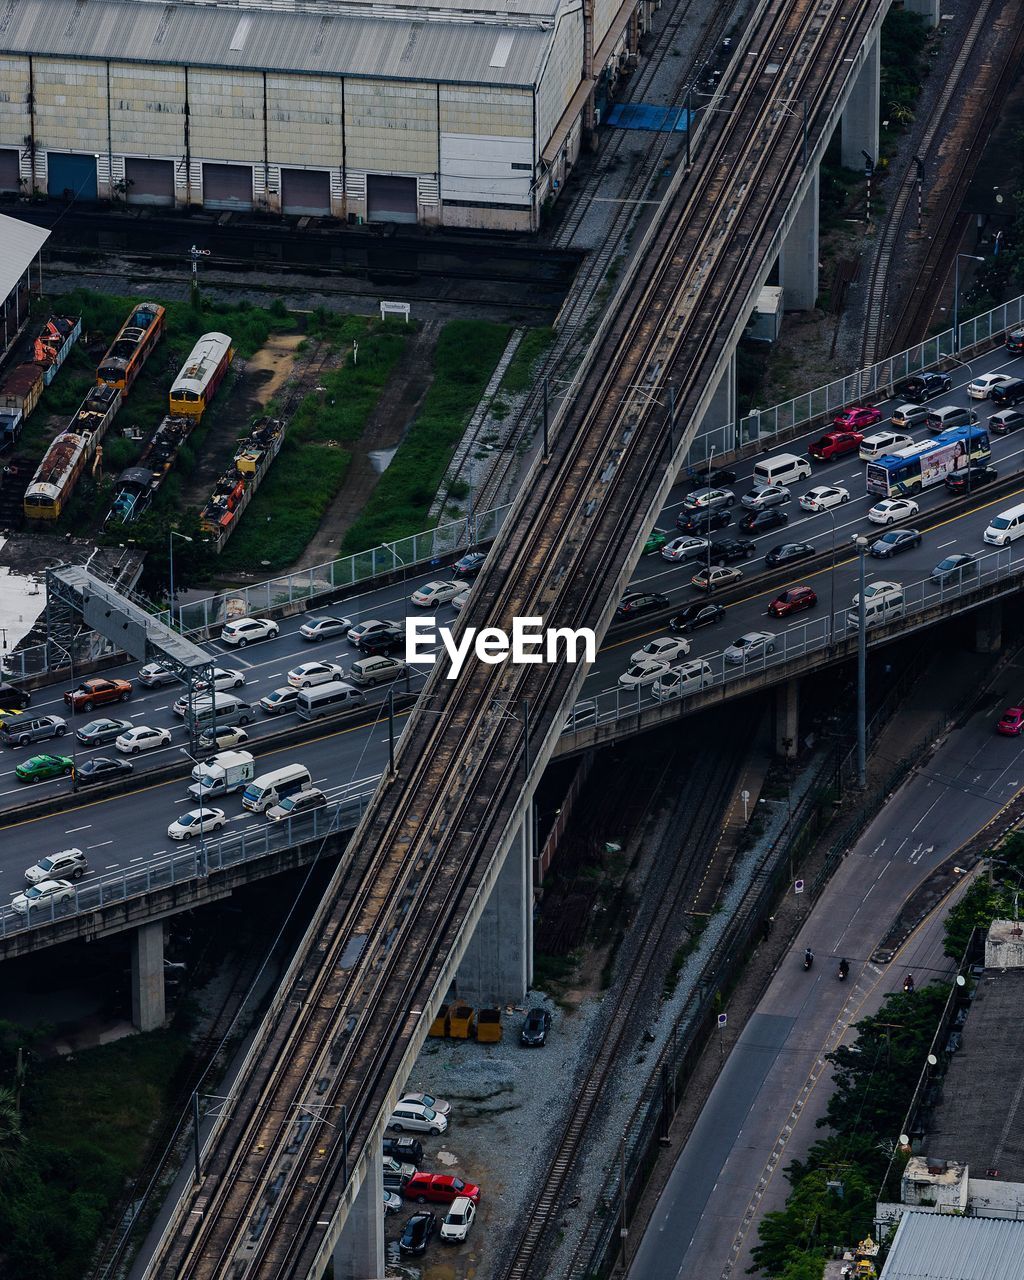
(3, 345), (1022, 901)
(625, 648), (1024, 1280)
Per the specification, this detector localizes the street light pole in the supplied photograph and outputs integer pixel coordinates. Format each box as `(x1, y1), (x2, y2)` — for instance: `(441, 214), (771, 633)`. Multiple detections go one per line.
(50, 638), (79, 791)
(168, 530), (193, 632)
(855, 535), (869, 787)
(827, 506), (838, 649)
(178, 747), (210, 877)
(952, 253), (985, 353)
(704, 444), (716, 587)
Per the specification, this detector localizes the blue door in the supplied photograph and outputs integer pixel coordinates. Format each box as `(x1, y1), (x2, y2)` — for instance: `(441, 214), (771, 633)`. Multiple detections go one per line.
(47, 152), (98, 201)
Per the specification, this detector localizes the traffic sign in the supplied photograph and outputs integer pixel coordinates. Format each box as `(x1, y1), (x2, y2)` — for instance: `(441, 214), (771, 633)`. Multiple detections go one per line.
(794, 879), (805, 894)
(717, 1013), (727, 1029)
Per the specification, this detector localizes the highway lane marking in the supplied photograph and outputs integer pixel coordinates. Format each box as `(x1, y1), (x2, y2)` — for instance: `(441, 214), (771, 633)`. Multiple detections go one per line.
(88, 840), (113, 849)
(937, 539), (957, 549)
(65, 824), (91, 833)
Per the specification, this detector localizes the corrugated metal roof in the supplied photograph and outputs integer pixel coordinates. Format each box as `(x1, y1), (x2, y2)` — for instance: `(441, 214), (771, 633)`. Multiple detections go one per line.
(881, 1213), (1024, 1280)
(0, 0), (553, 88)
(0, 213), (49, 304)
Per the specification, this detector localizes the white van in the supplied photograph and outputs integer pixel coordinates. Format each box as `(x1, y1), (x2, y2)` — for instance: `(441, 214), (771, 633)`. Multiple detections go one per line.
(241, 763), (313, 813)
(296, 682), (365, 721)
(984, 502), (1024, 547)
(652, 659), (714, 701)
(186, 692), (254, 736)
(849, 582), (904, 627)
(752, 453), (812, 490)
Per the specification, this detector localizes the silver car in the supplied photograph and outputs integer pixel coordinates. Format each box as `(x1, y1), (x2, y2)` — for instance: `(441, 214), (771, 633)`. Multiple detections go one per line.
(724, 631), (776, 665)
(740, 484), (789, 511)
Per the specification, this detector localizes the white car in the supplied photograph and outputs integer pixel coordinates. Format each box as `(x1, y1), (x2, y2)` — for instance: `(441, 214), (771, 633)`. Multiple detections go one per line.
(389, 1101), (448, 1134)
(287, 661), (345, 689)
(868, 497), (919, 525)
(346, 619), (387, 645)
(138, 662), (175, 687)
(799, 485), (849, 513)
(618, 659), (670, 688)
(661, 535), (709, 562)
(630, 636), (691, 664)
(859, 430), (914, 461)
(440, 1196), (477, 1243)
(724, 631), (776, 664)
(410, 580), (469, 608)
(195, 667), (246, 693)
(451, 588), (471, 613)
(852, 580), (902, 608)
(198, 725), (249, 751)
(24, 847), (88, 885)
(740, 484), (789, 511)
(400, 1091), (452, 1117)
(167, 807), (227, 841)
(967, 373), (1015, 400)
(115, 725), (172, 755)
(11, 878), (75, 915)
(299, 616), (352, 643)
(220, 617), (280, 646)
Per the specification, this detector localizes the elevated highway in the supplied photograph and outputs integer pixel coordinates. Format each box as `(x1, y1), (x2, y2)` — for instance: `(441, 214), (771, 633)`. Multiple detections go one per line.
(133, 0), (918, 1275)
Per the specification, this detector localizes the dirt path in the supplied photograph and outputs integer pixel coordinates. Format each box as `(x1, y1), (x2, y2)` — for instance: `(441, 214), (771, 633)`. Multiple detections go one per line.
(180, 331), (305, 509)
(291, 318), (443, 570)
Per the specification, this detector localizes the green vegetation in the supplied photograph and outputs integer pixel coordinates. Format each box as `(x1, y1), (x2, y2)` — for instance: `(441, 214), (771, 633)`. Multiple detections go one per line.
(341, 319), (511, 553)
(943, 834), (1024, 957)
(218, 315), (415, 571)
(0, 1021), (191, 1280)
(879, 11), (929, 147)
(751, 982), (950, 1276)
(499, 326), (555, 395)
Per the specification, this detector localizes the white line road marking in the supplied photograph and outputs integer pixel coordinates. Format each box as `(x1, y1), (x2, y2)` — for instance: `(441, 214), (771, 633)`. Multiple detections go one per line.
(65, 824), (91, 833)
(937, 539), (957, 549)
(105, 863), (119, 869)
(89, 840), (114, 849)
(130, 857), (144, 863)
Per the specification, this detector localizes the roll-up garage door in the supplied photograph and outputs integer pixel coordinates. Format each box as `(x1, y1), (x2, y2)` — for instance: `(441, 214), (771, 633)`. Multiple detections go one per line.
(47, 152), (97, 201)
(281, 168), (330, 216)
(202, 163), (253, 211)
(366, 175), (417, 224)
(125, 158), (175, 206)
(0, 149), (19, 192)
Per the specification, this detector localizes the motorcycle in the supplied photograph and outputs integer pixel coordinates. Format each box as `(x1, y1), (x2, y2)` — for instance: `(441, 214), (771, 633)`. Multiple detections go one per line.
(803, 948), (814, 971)
(903, 974), (915, 993)
(838, 958), (849, 981)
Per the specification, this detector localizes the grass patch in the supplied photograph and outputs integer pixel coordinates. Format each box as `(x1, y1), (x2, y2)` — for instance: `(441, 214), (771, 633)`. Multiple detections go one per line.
(0, 1027), (191, 1280)
(340, 319), (510, 553)
(499, 326), (555, 395)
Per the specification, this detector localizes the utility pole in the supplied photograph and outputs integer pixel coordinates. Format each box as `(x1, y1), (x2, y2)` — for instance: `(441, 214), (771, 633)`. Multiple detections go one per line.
(913, 155), (925, 230)
(861, 152), (874, 225)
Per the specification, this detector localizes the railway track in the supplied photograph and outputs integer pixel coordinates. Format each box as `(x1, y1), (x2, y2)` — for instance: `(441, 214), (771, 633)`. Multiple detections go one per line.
(144, 2), (887, 1275)
(501, 739), (741, 1280)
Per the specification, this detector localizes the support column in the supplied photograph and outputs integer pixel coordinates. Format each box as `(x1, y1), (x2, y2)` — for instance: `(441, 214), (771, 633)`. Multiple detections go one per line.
(696, 351), (736, 448)
(332, 1146), (384, 1280)
(841, 33), (880, 170)
(775, 679), (800, 759)
(974, 602), (1002, 655)
(779, 168), (819, 311)
(130, 920), (165, 1032)
(904, 0), (939, 25)
(456, 811), (533, 1006)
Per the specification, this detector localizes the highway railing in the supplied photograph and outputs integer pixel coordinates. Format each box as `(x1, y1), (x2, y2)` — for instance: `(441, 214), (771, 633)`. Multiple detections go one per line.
(560, 541), (1020, 741)
(0, 786), (380, 941)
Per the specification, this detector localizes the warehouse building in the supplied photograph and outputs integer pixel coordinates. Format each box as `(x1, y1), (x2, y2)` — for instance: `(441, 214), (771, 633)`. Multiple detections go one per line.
(0, 0), (655, 232)
(0, 213), (48, 364)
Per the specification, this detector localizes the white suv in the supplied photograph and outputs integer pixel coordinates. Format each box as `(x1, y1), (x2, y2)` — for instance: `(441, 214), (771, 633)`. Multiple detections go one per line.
(441, 1196), (476, 1242)
(387, 1101), (448, 1135)
(220, 617), (280, 647)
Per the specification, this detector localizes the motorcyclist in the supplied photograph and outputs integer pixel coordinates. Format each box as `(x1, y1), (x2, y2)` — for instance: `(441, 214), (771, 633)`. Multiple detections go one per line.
(903, 973), (915, 993)
(803, 947), (814, 969)
(838, 957), (849, 980)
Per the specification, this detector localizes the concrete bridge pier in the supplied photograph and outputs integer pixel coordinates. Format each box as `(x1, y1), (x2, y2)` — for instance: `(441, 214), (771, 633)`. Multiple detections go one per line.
(904, 0), (940, 25)
(840, 32), (880, 171)
(779, 167), (819, 311)
(697, 351), (737, 449)
(332, 1146), (384, 1280)
(130, 919), (165, 1032)
(974, 601), (1002, 654)
(455, 809), (534, 1006)
(774, 678), (800, 759)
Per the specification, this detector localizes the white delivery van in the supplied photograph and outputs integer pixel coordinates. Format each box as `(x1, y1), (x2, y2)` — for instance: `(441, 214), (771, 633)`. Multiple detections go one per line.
(752, 453), (812, 490)
(984, 502), (1024, 547)
(241, 763), (312, 813)
(295, 682), (364, 721)
(188, 749), (255, 799)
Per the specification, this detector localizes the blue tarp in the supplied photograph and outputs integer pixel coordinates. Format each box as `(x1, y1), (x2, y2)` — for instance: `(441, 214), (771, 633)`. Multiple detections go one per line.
(605, 104), (691, 131)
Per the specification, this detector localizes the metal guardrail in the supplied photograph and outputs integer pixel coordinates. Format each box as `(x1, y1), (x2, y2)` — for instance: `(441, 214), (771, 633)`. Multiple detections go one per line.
(558, 541), (1020, 739)
(0, 786), (379, 941)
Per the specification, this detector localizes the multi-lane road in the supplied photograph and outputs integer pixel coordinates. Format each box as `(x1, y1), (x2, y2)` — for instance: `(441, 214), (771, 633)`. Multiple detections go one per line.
(3, 344), (1022, 908)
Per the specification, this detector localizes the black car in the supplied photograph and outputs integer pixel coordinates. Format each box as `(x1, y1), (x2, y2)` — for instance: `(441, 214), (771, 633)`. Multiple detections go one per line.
(0, 680), (31, 710)
(991, 377), (1024, 407)
(1007, 327), (1024, 355)
(709, 538), (756, 565)
(899, 371), (952, 403)
(453, 550), (487, 577)
(764, 542), (815, 568)
(676, 507), (731, 535)
(74, 756), (134, 786)
(739, 508), (789, 534)
(870, 527), (922, 558)
(687, 466), (737, 490)
(945, 465), (997, 495)
(400, 1211), (437, 1256)
(669, 602), (725, 633)
(521, 1006), (552, 1047)
(383, 1136), (423, 1165)
(615, 591), (670, 621)
(357, 623), (406, 656)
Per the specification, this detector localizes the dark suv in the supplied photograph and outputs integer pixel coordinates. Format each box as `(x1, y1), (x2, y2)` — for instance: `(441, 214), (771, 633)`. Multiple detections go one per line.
(676, 507), (731, 535)
(991, 378), (1024, 407)
(0, 681), (31, 710)
(899, 372), (952, 403)
(709, 538), (756, 564)
(383, 1136), (423, 1165)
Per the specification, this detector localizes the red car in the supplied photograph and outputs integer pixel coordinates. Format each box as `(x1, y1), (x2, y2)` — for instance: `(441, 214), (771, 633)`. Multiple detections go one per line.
(831, 406), (881, 431)
(404, 1173), (481, 1205)
(809, 429), (864, 461)
(768, 586), (818, 618)
(64, 677), (133, 713)
(996, 707), (1024, 736)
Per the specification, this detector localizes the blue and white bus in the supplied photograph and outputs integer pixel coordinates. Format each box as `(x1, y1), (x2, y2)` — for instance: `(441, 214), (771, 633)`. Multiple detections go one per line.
(865, 425), (991, 498)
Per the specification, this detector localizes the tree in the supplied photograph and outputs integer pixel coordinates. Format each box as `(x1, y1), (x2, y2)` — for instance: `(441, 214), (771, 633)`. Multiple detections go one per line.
(0, 1086), (25, 1178)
